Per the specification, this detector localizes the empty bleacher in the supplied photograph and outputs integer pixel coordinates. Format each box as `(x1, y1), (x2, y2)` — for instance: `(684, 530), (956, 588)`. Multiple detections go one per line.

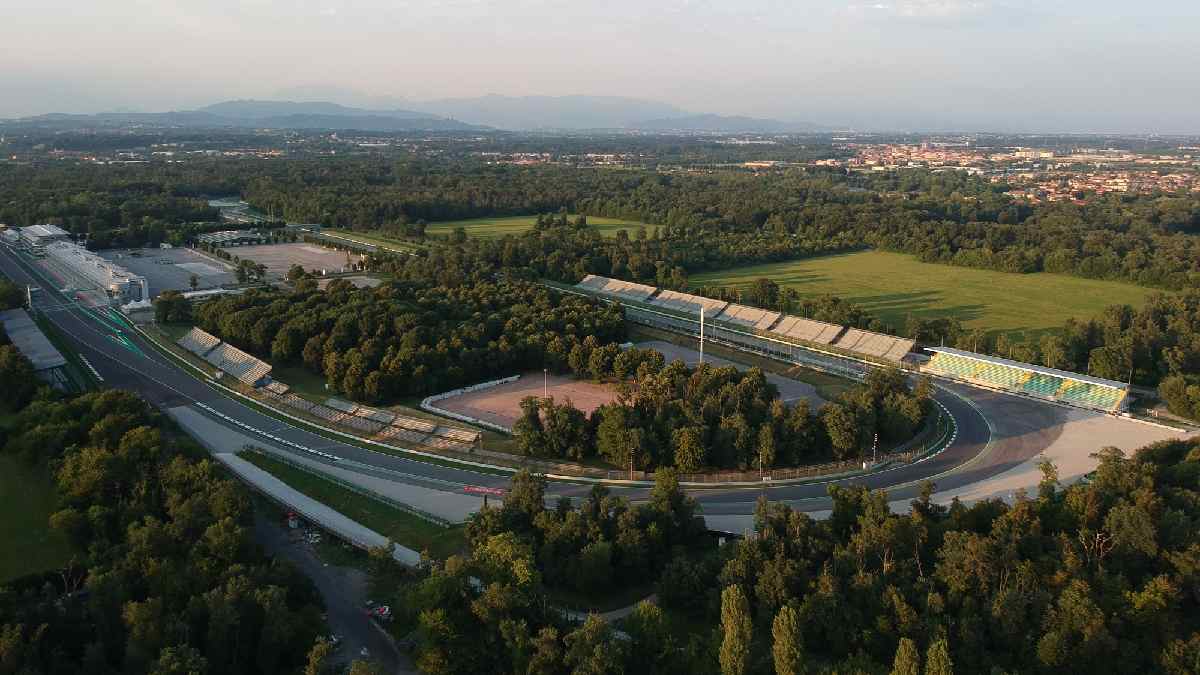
(769, 316), (845, 345)
(326, 397), (481, 448)
(714, 303), (782, 331)
(923, 347), (1127, 412)
(576, 275), (659, 303)
(648, 289), (729, 317)
(201, 341), (272, 386)
(177, 327), (222, 357)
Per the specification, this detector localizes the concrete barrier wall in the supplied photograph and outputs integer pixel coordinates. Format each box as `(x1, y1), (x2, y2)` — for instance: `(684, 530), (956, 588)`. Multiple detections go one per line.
(421, 375), (521, 433)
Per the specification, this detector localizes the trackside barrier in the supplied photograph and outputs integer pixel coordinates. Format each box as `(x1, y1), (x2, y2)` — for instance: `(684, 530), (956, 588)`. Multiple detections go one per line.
(194, 401), (342, 461)
(239, 445), (453, 528)
(421, 375), (521, 433)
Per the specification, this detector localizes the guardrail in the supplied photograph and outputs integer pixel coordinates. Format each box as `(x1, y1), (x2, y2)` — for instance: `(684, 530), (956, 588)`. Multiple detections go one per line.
(239, 445), (453, 528)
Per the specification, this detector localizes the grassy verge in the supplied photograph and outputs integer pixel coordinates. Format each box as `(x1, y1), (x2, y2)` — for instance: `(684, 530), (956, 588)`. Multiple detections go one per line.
(0, 455), (72, 583)
(239, 450), (467, 560)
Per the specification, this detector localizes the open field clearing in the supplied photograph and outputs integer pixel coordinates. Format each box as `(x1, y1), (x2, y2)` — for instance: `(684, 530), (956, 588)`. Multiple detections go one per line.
(424, 215), (650, 239)
(0, 455), (71, 583)
(691, 250), (1159, 338)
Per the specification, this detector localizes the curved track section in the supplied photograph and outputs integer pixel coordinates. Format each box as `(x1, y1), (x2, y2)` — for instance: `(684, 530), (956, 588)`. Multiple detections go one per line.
(0, 246), (1084, 518)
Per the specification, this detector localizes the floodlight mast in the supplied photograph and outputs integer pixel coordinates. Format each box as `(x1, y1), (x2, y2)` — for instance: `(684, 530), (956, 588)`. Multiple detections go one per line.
(699, 306), (704, 366)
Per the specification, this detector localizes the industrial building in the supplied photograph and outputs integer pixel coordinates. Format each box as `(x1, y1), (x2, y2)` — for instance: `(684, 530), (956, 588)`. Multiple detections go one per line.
(18, 224), (71, 254)
(44, 241), (149, 303)
(196, 230), (265, 247)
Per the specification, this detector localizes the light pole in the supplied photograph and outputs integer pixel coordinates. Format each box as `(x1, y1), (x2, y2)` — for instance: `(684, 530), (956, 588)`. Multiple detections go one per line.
(543, 368), (548, 400)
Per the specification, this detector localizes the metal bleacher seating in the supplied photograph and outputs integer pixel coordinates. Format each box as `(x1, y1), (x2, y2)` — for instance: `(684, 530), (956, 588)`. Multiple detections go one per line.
(713, 303), (782, 331)
(202, 342), (272, 386)
(576, 275), (658, 303)
(648, 289), (729, 317)
(177, 327), (222, 357)
(923, 348), (1127, 412)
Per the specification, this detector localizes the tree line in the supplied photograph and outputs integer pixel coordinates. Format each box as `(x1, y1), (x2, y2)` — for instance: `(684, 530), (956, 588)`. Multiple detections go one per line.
(0, 389), (337, 674)
(515, 358), (933, 471)
(193, 279), (627, 402)
(369, 435), (1200, 674)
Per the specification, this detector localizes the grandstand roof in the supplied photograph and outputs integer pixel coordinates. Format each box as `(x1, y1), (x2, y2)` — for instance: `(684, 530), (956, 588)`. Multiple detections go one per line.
(926, 347), (1127, 390)
(0, 308), (67, 372)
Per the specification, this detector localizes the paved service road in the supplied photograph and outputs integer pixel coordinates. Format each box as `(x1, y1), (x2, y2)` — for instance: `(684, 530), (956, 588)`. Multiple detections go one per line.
(0, 244), (1081, 518)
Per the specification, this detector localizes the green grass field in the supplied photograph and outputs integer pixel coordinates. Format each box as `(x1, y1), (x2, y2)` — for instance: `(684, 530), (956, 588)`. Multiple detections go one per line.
(238, 450), (466, 559)
(424, 215), (649, 239)
(0, 455), (71, 583)
(691, 250), (1161, 339)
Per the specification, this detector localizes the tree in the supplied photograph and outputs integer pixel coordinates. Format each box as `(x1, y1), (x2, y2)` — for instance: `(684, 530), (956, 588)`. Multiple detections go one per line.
(891, 638), (921, 675)
(772, 604), (803, 675)
(304, 637), (334, 675)
(188, 273), (199, 291)
(924, 638), (953, 675)
(150, 645), (208, 675)
(672, 426), (706, 472)
(720, 585), (752, 675)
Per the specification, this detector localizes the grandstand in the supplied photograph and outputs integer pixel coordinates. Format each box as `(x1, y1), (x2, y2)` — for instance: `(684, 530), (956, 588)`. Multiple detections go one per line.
(713, 303), (781, 331)
(325, 397), (482, 448)
(577, 275), (658, 302)
(572, 275), (917, 368)
(647, 289), (729, 317)
(203, 342), (272, 387)
(922, 347), (1128, 412)
(177, 327), (221, 357)
(768, 316), (845, 344)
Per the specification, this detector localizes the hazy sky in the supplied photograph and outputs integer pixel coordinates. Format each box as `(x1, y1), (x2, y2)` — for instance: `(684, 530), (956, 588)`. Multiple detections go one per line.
(4, 0), (1199, 132)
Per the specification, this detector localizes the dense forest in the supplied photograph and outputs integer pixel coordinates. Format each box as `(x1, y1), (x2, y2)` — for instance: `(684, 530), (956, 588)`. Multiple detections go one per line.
(0, 390), (345, 674)
(4, 158), (1198, 288)
(366, 436), (1200, 675)
(514, 361), (932, 471)
(192, 278), (627, 401)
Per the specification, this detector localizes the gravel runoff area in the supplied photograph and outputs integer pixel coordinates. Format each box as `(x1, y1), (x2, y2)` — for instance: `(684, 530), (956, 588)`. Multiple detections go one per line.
(234, 243), (364, 280)
(96, 247), (236, 298)
(636, 340), (827, 408)
(437, 372), (619, 430)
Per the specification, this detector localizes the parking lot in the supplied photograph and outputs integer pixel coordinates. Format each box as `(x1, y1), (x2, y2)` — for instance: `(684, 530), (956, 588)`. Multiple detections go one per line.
(97, 247), (236, 298)
(235, 243), (364, 279)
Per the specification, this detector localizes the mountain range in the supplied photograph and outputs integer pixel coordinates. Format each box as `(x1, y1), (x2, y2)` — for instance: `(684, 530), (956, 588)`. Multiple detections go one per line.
(6, 96), (829, 134)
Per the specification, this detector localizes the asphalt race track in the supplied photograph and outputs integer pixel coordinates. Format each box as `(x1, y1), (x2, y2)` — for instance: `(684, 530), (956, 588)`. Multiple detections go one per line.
(0, 244), (1123, 517)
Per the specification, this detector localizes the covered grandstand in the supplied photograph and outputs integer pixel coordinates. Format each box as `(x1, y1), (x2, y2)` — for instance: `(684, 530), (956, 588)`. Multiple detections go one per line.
(572, 275), (916, 368)
(922, 347), (1128, 412)
(648, 289), (729, 316)
(576, 275), (658, 302)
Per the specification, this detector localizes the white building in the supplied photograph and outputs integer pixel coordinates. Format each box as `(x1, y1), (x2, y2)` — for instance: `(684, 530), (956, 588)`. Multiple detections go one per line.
(18, 224), (71, 254)
(44, 241), (149, 303)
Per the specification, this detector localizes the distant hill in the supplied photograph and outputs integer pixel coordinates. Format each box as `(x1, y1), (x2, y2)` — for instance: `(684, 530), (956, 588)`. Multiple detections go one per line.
(12, 100), (485, 132)
(631, 114), (828, 133)
(405, 94), (689, 130)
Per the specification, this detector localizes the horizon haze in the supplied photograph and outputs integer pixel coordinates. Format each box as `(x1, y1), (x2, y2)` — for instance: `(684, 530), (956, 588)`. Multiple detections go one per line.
(3, 1), (1199, 133)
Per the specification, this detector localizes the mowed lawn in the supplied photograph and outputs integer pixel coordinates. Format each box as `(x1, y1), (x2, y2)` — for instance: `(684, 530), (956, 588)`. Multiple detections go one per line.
(691, 250), (1161, 338)
(0, 455), (71, 583)
(424, 215), (648, 239)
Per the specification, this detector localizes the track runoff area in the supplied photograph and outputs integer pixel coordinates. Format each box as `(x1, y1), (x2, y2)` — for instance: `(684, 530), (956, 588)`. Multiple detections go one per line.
(0, 240), (1186, 526)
